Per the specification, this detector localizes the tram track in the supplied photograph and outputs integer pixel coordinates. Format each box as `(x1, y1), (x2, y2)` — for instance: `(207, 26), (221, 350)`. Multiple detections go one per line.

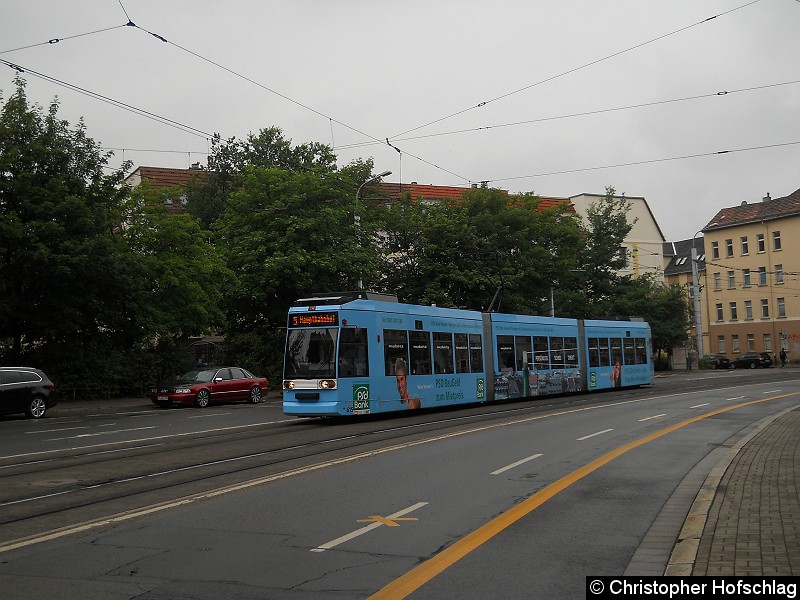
(2, 371), (788, 550)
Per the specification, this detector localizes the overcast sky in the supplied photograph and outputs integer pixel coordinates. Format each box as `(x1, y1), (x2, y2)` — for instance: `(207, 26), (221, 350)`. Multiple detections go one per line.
(2, 0), (799, 241)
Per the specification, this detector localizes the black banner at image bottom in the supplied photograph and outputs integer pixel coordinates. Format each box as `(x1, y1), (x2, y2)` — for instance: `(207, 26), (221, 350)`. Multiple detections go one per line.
(586, 576), (798, 599)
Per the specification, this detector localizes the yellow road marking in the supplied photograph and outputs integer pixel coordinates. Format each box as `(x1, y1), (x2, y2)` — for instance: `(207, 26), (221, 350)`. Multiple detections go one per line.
(358, 516), (419, 527)
(369, 392), (800, 599)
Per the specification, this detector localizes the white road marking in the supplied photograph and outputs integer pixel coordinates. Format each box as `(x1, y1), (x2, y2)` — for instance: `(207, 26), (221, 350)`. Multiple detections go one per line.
(189, 413), (232, 419)
(26, 426), (91, 434)
(311, 502), (428, 552)
(577, 428), (613, 441)
(491, 453), (543, 475)
(638, 414), (666, 422)
(690, 403), (710, 408)
(44, 426), (159, 441)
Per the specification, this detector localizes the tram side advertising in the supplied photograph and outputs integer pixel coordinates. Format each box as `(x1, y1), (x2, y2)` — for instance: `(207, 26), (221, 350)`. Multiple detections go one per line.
(282, 295), (653, 417)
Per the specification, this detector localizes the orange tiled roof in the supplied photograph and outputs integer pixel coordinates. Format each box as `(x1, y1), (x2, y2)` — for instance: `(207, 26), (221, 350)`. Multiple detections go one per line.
(703, 188), (800, 231)
(128, 166), (209, 189)
(375, 183), (574, 213)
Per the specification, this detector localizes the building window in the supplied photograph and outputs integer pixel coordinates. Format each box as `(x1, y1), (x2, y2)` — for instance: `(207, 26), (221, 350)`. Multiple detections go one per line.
(778, 297), (786, 318)
(776, 264), (784, 284)
(757, 233), (765, 252)
(758, 266), (767, 286)
(773, 230), (781, 250)
(742, 269), (751, 287)
(747, 334), (755, 351)
(711, 241), (719, 259)
(741, 236), (749, 255)
(729, 302), (738, 320)
(713, 272), (722, 291)
(761, 299), (769, 318)
(745, 300), (753, 320)
(716, 303), (724, 321)
(764, 334), (772, 353)
(725, 239), (733, 257)
(718, 336), (726, 354)
(732, 334), (740, 353)
(727, 270), (735, 289)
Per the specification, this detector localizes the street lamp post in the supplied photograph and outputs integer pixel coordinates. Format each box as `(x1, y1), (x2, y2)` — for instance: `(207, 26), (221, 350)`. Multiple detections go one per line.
(690, 230), (704, 359)
(355, 170), (391, 290)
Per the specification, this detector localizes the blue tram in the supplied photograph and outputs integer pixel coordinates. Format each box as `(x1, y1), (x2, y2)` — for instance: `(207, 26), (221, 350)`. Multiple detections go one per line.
(282, 292), (653, 417)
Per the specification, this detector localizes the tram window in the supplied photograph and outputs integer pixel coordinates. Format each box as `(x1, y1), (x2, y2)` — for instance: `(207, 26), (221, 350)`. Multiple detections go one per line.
(433, 332), (455, 374)
(285, 328), (337, 379)
(564, 337), (578, 368)
(384, 329), (409, 376)
(409, 331), (432, 375)
(588, 338), (601, 368)
(623, 338), (636, 365)
(339, 328), (369, 377)
(635, 338), (647, 364)
(598, 338), (611, 367)
(550, 337), (565, 368)
(497, 335), (515, 372)
(533, 336), (549, 370)
(469, 334), (483, 373)
(611, 338), (623, 367)
(455, 333), (470, 373)
(515, 336), (532, 371)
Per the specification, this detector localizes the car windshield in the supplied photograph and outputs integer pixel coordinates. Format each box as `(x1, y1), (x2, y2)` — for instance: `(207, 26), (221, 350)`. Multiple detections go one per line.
(284, 328), (337, 379)
(177, 369), (217, 384)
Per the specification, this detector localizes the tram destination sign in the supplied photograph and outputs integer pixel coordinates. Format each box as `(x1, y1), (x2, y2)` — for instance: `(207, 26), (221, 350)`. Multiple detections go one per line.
(290, 311), (339, 327)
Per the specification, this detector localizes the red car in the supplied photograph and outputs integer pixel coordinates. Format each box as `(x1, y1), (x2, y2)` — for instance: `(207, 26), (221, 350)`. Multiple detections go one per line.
(151, 367), (269, 408)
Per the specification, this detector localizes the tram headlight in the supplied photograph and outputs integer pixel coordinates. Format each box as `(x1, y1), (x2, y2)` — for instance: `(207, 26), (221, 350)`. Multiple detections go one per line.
(283, 380), (295, 390)
(318, 379), (337, 390)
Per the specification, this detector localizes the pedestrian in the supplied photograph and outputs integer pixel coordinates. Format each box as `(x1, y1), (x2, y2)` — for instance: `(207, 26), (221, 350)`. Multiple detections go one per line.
(687, 347), (696, 371)
(779, 348), (787, 367)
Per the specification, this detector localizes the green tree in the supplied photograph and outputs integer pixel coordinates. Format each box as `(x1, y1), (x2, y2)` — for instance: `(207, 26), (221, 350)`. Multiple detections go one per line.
(558, 186), (635, 318)
(0, 77), (131, 389)
(119, 184), (234, 384)
(213, 161), (379, 380)
(380, 188), (583, 313)
(186, 127), (339, 228)
(607, 273), (691, 356)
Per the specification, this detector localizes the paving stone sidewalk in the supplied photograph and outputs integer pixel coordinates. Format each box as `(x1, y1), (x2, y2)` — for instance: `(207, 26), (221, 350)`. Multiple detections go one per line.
(690, 407), (800, 576)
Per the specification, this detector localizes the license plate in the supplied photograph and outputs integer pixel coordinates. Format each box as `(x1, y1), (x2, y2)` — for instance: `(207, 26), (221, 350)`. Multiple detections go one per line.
(157, 396), (168, 401)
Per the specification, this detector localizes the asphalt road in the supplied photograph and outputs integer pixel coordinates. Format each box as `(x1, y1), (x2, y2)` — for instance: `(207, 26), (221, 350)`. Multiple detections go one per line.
(0, 368), (798, 599)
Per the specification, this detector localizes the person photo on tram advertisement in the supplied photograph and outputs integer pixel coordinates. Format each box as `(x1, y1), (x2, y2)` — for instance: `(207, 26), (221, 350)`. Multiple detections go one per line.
(610, 360), (622, 388)
(395, 357), (421, 409)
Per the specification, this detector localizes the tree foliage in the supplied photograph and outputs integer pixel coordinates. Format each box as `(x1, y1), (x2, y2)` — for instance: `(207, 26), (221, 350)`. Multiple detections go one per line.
(1, 78), (691, 391)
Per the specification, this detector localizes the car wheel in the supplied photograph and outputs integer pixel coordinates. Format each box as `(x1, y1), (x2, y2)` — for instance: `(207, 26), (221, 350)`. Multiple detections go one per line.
(712, 364), (717, 370)
(26, 396), (47, 419)
(750, 362), (756, 369)
(195, 389), (211, 408)
(249, 386), (262, 404)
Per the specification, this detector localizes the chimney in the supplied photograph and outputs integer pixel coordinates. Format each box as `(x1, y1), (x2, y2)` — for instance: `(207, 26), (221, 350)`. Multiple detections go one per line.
(763, 192), (771, 202)
(190, 162), (204, 170)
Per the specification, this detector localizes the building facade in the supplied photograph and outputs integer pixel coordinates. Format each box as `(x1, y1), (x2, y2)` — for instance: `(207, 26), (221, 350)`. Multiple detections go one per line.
(701, 189), (800, 359)
(663, 237), (708, 366)
(569, 193), (666, 279)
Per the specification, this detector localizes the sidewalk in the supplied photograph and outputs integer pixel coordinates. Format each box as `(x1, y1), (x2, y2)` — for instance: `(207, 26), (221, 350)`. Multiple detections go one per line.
(668, 405), (800, 576)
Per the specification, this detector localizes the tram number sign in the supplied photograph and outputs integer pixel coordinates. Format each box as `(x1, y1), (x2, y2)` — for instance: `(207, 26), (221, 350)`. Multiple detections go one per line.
(476, 378), (485, 400)
(353, 384), (370, 414)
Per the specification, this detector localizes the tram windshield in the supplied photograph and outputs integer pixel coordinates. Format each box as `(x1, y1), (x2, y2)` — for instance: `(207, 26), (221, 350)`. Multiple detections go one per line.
(284, 328), (337, 378)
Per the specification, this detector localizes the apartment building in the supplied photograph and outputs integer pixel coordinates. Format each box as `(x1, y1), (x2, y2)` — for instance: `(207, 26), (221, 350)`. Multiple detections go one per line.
(701, 189), (800, 359)
(663, 237), (708, 365)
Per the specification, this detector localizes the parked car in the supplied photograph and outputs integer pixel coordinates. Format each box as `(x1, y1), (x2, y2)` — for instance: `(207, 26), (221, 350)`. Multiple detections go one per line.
(151, 367), (269, 408)
(705, 354), (731, 369)
(0, 367), (58, 419)
(731, 352), (773, 369)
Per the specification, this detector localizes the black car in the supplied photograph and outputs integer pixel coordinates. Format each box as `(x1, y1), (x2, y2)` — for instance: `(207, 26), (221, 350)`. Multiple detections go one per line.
(0, 367), (58, 419)
(731, 352), (773, 369)
(705, 354), (731, 369)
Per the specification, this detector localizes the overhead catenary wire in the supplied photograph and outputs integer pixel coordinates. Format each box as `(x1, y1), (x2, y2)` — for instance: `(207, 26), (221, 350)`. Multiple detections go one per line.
(387, 0), (765, 140)
(0, 58), (213, 140)
(334, 79), (800, 152)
